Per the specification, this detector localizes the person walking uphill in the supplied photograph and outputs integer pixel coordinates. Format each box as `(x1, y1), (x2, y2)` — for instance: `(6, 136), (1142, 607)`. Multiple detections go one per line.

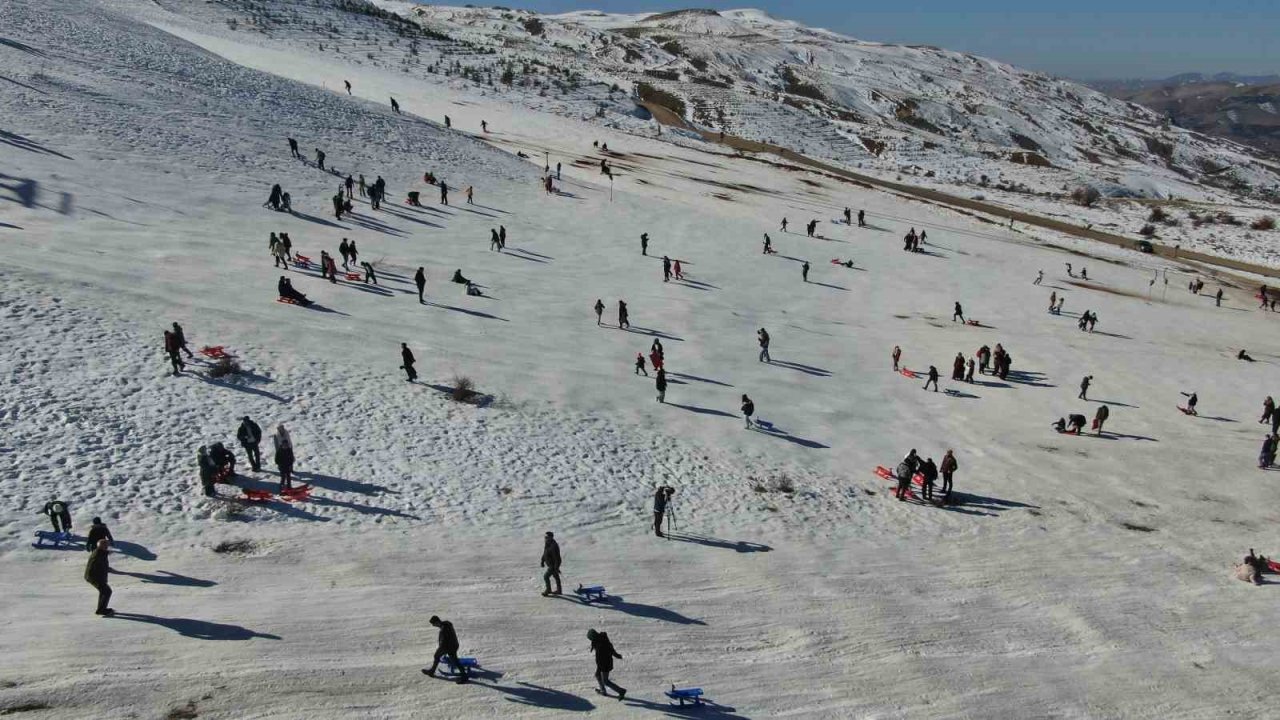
(758, 328), (771, 363)
(587, 629), (626, 700)
(594, 299), (605, 326)
(401, 343), (417, 382)
(541, 531), (562, 596)
(237, 416), (263, 472)
(85, 538), (114, 616)
(741, 394), (755, 429)
(422, 616), (469, 683)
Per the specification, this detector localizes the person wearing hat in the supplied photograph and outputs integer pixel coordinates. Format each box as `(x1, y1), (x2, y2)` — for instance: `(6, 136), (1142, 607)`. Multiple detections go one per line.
(422, 615), (468, 683)
(85, 538), (114, 616)
(586, 629), (625, 700)
(85, 517), (114, 552)
(236, 416), (263, 472)
(541, 531), (562, 596)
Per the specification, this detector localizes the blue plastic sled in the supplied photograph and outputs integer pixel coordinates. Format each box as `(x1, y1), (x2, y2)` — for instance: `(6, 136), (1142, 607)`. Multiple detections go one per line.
(666, 685), (705, 706)
(575, 584), (608, 603)
(33, 530), (78, 549)
(442, 656), (479, 674)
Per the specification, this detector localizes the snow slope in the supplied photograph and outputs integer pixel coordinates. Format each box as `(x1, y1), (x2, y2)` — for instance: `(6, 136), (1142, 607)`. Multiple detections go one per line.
(4, 0), (1280, 717)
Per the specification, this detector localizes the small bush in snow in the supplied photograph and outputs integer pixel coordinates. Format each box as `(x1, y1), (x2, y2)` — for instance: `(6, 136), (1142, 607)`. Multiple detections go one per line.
(1138, 224), (1157, 237)
(208, 357), (241, 378)
(1147, 206), (1168, 222)
(1216, 212), (1240, 226)
(1251, 216), (1276, 231)
(450, 375), (478, 403)
(1070, 185), (1101, 207)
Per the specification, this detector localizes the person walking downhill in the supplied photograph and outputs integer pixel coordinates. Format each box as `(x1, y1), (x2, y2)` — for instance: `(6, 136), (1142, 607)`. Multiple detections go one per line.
(401, 343), (417, 382)
(422, 616), (469, 683)
(587, 629), (626, 700)
(741, 394), (755, 429)
(594, 299), (605, 326)
(923, 365), (939, 392)
(541, 531), (562, 596)
(85, 538), (114, 616)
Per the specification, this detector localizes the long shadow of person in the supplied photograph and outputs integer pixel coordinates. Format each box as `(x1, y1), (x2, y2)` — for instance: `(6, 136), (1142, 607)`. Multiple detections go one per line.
(110, 570), (216, 587)
(110, 613), (281, 640)
(475, 681), (594, 712)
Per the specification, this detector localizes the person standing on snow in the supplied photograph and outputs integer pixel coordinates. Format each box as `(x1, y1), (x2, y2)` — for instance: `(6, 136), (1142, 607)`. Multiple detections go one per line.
(741, 394), (755, 428)
(895, 450), (919, 501)
(673, 259), (683, 281)
(965, 356), (975, 383)
(640, 233), (649, 256)
(763, 234), (774, 254)
(1034, 270), (1043, 285)
(953, 302), (965, 323)
(422, 616), (469, 683)
(163, 330), (185, 376)
(315, 149), (325, 171)
(401, 343), (417, 382)
(1215, 288), (1224, 307)
(780, 217), (788, 232)
(892, 345), (901, 371)
(653, 485), (672, 537)
(802, 261), (810, 282)
(587, 629), (626, 700)
(85, 517), (113, 551)
(1262, 396), (1275, 425)
(857, 209), (866, 227)
(339, 239), (351, 270)
(1093, 405), (1110, 435)
(594, 299), (605, 326)
(952, 353), (965, 381)
(288, 138), (300, 158)
(273, 425), (295, 491)
(237, 416), (263, 472)
(85, 538), (114, 616)
(1079, 375), (1093, 401)
(465, 186), (474, 204)
(541, 531), (562, 596)
(439, 182), (449, 205)
(490, 229), (501, 252)
(655, 368), (667, 403)
(498, 226), (506, 250)
(758, 328), (771, 363)
(617, 300), (629, 329)
(920, 457), (938, 501)
(940, 450), (958, 498)
(362, 261), (377, 285)
(923, 366), (940, 392)
(1261, 434), (1278, 469)
(345, 175), (354, 199)
(415, 267), (427, 304)
(662, 256), (672, 283)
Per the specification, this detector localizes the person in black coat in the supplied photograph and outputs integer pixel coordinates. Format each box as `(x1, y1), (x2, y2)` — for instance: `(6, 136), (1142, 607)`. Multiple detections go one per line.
(288, 138), (299, 158)
(920, 458), (938, 501)
(587, 629), (625, 699)
(923, 366), (940, 392)
(541, 531), (562, 596)
(741, 394), (755, 428)
(43, 499), (72, 533)
(653, 485), (673, 537)
(617, 300), (629, 329)
(237, 416), (263, 472)
(414, 267), (426, 303)
(85, 517), (114, 551)
(401, 343), (417, 382)
(85, 538), (114, 615)
(655, 368), (667, 404)
(171, 322), (194, 358)
(422, 616), (468, 683)
(278, 277), (311, 306)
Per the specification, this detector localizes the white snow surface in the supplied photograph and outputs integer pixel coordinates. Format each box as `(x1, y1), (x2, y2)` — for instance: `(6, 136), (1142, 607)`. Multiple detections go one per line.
(3, 1), (1280, 718)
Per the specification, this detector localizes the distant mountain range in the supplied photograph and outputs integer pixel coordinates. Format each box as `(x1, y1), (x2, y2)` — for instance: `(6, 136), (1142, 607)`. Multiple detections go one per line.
(1089, 74), (1280, 157)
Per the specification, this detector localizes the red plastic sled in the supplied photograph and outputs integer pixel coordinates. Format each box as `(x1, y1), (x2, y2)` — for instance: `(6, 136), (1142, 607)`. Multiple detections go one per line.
(200, 346), (229, 359)
(1269, 560), (1280, 574)
(899, 368), (919, 379)
(1177, 406), (1197, 415)
(345, 272), (362, 281)
(277, 296), (300, 305)
(242, 489), (273, 502)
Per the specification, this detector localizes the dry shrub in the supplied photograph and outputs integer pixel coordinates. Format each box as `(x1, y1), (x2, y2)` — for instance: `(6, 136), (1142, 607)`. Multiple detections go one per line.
(208, 357), (241, 378)
(212, 539), (256, 554)
(1251, 216), (1276, 231)
(1138, 224), (1157, 237)
(450, 375), (478, 403)
(1216, 212), (1240, 226)
(1147, 206), (1168, 222)
(1070, 185), (1100, 207)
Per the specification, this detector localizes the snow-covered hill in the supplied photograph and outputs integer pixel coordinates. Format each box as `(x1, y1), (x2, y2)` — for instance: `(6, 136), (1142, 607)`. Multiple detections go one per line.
(5, 0), (1280, 718)
(378, 4), (1280, 205)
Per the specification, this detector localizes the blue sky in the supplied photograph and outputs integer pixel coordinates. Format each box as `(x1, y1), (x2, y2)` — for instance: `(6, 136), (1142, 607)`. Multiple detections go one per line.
(503, 0), (1277, 80)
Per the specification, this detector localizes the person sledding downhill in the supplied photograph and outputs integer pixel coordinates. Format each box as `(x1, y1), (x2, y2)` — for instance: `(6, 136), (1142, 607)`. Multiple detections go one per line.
(1180, 391), (1199, 416)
